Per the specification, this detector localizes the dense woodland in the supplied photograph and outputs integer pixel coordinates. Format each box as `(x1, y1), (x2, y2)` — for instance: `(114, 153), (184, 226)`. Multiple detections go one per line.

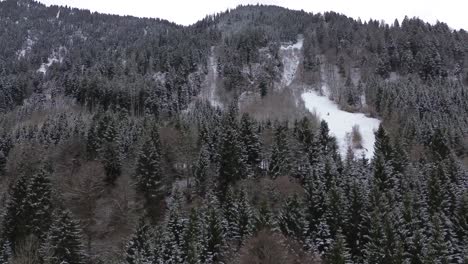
(0, 0), (467, 263)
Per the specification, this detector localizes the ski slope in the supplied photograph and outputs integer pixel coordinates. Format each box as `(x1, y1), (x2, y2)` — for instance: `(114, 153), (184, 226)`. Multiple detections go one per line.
(302, 90), (380, 159)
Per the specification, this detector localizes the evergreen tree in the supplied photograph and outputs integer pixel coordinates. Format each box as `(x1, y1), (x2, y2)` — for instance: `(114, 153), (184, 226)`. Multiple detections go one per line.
(135, 136), (164, 208)
(0, 151), (6, 177)
(101, 142), (121, 185)
(163, 196), (185, 264)
(254, 200), (273, 232)
(194, 145), (211, 197)
(1, 175), (29, 248)
(324, 230), (352, 264)
(125, 219), (155, 264)
(278, 195), (305, 241)
(0, 240), (12, 264)
(239, 113), (261, 176)
(86, 124), (100, 160)
(41, 211), (87, 264)
(24, 167), (53, 239)
(235, 190), (254, 244)
(217, 104), (245, 198)
(201, 205), (225, 264)
(269, 123), (290, 178)
(183, 209), (202, 264)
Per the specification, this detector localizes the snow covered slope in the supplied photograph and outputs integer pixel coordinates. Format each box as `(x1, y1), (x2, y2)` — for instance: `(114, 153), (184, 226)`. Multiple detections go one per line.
(279, 37), (303, 87)
(201, 46), (223, 109)
(302, 90), (380, 159)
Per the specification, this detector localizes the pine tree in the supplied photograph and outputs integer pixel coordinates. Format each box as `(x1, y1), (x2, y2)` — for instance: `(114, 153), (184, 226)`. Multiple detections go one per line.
(324, 230), (352, 264)
(222, 188), (239, 240)
(235, 190), (254, 245)
(314, 218), (333, 255)
(239, 113), (261, 177)
(278, 195), (305, 241)
(303, 174), (326, 241)
(183, 209), (202, 264)
(1, 175), (29, 248)
(194, 145), (211, 197)
(41, 210), (87, 264)
(318, 121), (337, 157)
(201, 205), (224, 264)
(255, 200), (273, 232)
(344, 179), (366, 262)
(135, 136), (164, 208)
(101, 142), (121, 185)
(0, 240), (12, 264)
(163, 196), (185, 264)
(269, 123), (290, 178)
(125, 219), (155, 264)
(25, 167), (53, 239)
(217, 104), (245, 199)
(0, 151), (6, 177)
(86, 124), (100, 160)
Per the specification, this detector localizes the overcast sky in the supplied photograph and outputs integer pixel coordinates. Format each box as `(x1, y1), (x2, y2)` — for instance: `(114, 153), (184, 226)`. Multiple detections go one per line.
(36, 0), (467, 30)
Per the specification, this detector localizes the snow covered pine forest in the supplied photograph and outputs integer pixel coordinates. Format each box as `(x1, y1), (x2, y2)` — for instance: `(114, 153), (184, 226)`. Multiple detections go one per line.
(0, 1), (468, 263)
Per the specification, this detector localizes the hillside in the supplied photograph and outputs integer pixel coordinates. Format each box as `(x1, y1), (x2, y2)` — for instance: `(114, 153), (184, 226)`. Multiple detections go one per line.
(0, 1), (467, 263)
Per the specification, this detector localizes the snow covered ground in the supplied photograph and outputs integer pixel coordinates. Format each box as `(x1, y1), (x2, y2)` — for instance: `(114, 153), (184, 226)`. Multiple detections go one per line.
(279, 37), (303, 87)
(37, 46), (66, 74)
(302, 90), (380, 159)
(203, 46), (223, 109)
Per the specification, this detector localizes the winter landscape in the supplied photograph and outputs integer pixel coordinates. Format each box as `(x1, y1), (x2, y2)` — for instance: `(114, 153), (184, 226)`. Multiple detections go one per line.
(0, 0), (467, 263)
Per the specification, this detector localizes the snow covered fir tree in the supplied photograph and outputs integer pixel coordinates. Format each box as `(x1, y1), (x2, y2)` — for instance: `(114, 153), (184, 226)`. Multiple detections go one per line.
(0, 0), (467, 263)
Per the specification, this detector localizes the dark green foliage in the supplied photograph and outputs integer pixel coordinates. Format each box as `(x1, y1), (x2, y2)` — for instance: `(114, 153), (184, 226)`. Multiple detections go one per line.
(41, 210), (87, 264)
(24, 167), (53, 239)
(135, 135), (164, 208)
(217, 104), (245, 198)
(101, 143), (122, 185)
(269, 122), (290, 178)
(0, 2), (467, 263)
(240, 113), (261, 176)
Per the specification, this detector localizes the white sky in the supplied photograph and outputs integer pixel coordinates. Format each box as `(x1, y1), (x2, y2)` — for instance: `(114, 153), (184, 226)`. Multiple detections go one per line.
(36, 0), (468, 30)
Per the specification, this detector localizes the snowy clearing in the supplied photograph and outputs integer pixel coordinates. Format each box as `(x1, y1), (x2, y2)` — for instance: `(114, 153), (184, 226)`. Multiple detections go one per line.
(203, 46), (223, 109)
(279, 37), (303, 87)
(37, 47), (66, 74)
(302, 90), (380, 159)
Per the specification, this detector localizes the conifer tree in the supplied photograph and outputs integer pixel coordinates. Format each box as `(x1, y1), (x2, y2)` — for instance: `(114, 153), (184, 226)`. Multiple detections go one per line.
(239, 113), (261, 176)
(163, 196), (185, 264)
(25, 167), (53, 239)
(86, 125), (100, 160)
(324, 230), (352, 264)
(194, 145), (211, 197)
(0, 151), (6, 177)
(303, 174), (326, 240)
(41, 210), (87, 264)
(217, 104), (245, 198)
(183, 209), (202, 264)
(101, 142), (121, 185)
(278, 195), (305, 241)
(201, 205), (225, 264)
(1, 175), (29, 248)
(235, 190), (254, 244)
(125, 219), (155, 264)
(255, 200), (273, 232)
(269, 123), (290, 178)
(135, 136), (164, 209)
(0, 240), (12, 264)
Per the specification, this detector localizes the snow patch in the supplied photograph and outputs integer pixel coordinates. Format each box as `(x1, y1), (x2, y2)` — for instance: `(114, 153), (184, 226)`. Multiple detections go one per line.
(201, 46), (223, 109)
(17, 37), (35, 59)
(56, 9), (60, 19)
(37, 46), (66, 74)
(278, 37), (303, 87)
(302, 90), (380, 159)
